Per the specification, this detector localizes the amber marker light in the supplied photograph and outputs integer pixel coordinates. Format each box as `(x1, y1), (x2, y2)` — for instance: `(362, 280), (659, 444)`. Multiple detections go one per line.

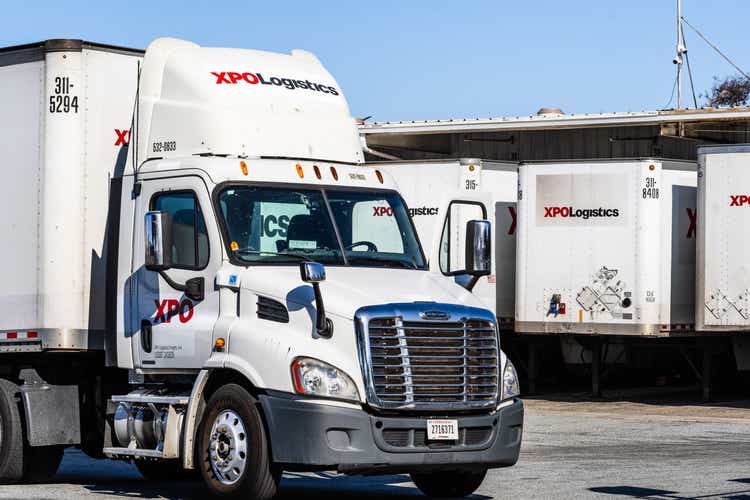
(240, 160), (248, 176)
(469, 164), (476, 171)
(313, 165), (322, 179)
(296, 163), (304, 178)
(375, 170), (384, 184)
(649, 164), (655, 171)
(215, 338), (226, 350)
(330, 166), (339, 180)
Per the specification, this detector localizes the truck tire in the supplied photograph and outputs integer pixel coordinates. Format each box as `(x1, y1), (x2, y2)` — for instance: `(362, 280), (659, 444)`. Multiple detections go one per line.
(197, 384), (278, 499)
(135, 459), (198, 481)
(0, 379), (24, 483)
(410, 469), (488, 498)
(23, 445), (64, 483)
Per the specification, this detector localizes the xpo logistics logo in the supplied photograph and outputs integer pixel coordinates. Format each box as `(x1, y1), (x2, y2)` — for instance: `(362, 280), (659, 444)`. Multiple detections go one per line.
(730, 195), (750, 207)
(211, 71), (339, 95)
(543, 206), (620, 219)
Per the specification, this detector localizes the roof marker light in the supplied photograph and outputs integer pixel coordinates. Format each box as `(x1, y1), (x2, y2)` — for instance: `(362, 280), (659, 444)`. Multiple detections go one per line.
(296, 163), (304, 178)
(330, 166), (339, 181)
(240, 160), (248, 176)
(469, 164), (476, 172)
(313, 165), (322, 179)
(375, 170), (384, 184)
(649, 164), (656, 171)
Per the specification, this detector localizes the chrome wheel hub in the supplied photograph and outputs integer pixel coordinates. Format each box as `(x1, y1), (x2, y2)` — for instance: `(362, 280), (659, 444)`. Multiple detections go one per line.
(208, 410), (248, 485)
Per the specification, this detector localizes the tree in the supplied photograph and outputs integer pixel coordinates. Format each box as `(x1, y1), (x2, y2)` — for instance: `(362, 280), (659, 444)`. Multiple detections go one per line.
(703, 75), (750, 107)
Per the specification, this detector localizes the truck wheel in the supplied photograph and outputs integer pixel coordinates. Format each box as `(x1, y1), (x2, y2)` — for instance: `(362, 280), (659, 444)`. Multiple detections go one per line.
(411, 469), (488, 498)
(23, 445), (64, 483)
(197, 384), (278, 499)
(135, 459), (198, 481)
(0, 379), (24, 483)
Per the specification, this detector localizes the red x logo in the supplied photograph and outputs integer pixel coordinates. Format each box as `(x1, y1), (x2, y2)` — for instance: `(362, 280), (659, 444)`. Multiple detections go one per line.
(508, 206), (517, 235)
(686, 208), (696, 239)
(114, 129), (130, 146)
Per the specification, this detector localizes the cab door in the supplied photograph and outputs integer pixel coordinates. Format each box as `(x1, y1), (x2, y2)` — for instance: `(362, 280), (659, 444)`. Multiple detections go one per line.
(131, 175), (222, 370)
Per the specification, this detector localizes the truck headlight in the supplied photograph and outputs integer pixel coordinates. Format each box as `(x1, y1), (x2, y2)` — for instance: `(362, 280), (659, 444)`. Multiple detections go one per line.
(291, 357), (360, 402)
(501, 358), (520, 400)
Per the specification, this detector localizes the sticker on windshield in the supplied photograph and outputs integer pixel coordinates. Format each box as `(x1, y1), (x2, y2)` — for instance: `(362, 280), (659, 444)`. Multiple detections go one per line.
(288, 240), (316, 250)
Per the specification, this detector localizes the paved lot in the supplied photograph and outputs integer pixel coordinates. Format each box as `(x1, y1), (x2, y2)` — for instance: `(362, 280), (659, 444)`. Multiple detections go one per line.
(1, 396), (749, 499)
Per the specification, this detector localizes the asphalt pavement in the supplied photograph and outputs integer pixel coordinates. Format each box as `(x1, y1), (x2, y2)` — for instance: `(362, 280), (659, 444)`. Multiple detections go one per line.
(1, 396), (749, 499)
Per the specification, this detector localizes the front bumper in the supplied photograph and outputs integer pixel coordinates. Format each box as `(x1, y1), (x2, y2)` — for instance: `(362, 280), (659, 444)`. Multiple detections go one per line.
(259, 393), (523, 474)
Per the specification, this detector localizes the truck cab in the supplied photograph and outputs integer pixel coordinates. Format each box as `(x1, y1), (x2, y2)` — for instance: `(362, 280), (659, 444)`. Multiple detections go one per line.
(0, 38), (522, 498)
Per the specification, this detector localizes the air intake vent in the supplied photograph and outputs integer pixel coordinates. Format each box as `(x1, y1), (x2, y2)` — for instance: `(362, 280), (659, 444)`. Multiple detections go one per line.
(257, 296), (289, 323)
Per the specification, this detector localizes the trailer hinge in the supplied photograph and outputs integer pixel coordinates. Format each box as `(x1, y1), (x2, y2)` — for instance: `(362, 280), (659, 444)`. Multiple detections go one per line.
(132, 182), (142, 198)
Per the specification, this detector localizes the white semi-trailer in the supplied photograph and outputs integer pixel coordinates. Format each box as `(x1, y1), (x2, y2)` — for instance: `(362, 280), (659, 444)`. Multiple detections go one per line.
(515, 159), (697, 336)
(370, 159), (518, 327)
(696, 144), (750, 372)
(514, 158), (700, 395)
(0, 39), (522, 497)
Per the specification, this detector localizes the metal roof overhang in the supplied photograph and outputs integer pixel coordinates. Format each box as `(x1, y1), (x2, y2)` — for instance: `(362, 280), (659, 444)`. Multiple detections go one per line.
(359, 108), (750, 135)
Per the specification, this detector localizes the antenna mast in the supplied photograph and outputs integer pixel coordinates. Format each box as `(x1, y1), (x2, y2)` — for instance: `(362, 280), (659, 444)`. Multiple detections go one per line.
(675, 0), (686, 108)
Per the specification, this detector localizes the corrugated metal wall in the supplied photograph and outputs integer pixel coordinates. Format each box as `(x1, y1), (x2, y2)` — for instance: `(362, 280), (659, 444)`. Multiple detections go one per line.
(364, 122), (743, 162)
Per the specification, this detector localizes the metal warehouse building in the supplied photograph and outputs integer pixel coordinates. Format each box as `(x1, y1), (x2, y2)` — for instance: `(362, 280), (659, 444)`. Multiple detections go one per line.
(359, 107), (750, 162)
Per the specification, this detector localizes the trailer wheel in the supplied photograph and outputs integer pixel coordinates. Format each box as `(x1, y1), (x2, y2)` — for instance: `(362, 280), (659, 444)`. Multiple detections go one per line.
(197, 384), (278, 499)
(23, 445), (64, 483)
(0, 379), (24, 483)
(410, 469), (488, 498)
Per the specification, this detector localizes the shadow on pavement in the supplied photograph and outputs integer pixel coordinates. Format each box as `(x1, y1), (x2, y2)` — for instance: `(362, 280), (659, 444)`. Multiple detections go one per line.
(79, 472), (492, 499)
(56, 451), (489, 499)
(589, 482), (750, 499)
(589, 486), (678, 497)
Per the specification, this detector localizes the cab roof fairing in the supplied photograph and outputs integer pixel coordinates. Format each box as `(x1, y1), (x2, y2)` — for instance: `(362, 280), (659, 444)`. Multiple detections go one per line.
(135, 38), (363, 167)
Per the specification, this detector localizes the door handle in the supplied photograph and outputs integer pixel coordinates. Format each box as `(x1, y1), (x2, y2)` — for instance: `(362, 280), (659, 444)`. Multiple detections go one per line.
(141, 319), (153, 353)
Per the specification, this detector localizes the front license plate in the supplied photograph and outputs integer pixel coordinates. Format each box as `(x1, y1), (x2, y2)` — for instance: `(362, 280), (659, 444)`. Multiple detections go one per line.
(427, 419), (458, 440)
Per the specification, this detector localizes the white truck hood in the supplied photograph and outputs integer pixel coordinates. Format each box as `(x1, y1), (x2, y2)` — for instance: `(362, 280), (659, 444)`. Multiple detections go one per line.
(239, 266), (488, 319)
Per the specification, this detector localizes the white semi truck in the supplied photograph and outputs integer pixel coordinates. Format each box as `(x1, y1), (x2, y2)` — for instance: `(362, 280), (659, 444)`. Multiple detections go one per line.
(0, 38), (523, 497)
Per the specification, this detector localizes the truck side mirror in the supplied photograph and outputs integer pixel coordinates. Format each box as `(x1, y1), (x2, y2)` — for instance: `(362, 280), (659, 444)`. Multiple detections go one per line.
(300, 262), (326, 283)
(465, 220), (492, 287)
(299, 262), (333, 338)
(145, 211), (172, 271)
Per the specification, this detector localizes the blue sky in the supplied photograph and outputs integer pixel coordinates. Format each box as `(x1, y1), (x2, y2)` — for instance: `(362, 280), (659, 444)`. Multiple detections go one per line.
(3, 1), (749, 122)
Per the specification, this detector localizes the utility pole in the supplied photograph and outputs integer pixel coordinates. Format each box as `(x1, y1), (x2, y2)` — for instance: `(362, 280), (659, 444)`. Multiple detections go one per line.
(674, 0), (686, 109)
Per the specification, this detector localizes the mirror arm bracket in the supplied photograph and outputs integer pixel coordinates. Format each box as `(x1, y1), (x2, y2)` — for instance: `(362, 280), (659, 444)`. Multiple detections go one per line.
(158, 271), (205, 302)
(464, 275), (481, 292)
(311, 282), (333, 338)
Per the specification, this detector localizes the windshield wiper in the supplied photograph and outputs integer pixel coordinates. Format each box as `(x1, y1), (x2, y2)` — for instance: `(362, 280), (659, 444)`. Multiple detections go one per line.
(234, 248), (309, 261)
(347, 255), (418, 269)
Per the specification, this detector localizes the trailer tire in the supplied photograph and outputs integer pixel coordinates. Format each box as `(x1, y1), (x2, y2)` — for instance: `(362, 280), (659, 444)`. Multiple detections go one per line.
(135, 459), (198, 481)
(23, 445), (64, 483)
(197, 384), (278, 499)
(0, 379), (24, 484)
(410, 469), (487, 498)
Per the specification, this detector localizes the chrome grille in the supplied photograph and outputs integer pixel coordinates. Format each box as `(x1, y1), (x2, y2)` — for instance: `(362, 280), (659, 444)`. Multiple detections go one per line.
(357, 304), (499, 410)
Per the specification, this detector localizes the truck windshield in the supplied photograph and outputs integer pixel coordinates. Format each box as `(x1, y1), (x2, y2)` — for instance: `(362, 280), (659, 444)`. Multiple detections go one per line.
(217, 186), (427, 269)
